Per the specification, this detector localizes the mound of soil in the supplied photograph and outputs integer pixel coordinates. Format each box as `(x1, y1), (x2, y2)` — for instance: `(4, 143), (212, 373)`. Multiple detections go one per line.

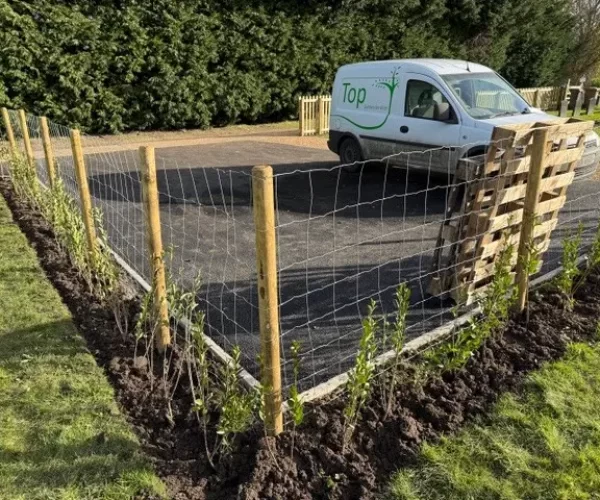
(242, 286), (600, 499)
(2, 178), (599, 500)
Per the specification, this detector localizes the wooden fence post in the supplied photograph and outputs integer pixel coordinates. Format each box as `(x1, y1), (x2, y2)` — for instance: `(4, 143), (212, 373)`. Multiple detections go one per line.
(318, 96), (325, 135)
(70, 129), (97, 265)
(574, 94), (583, 117)
(559, 99), (569, 117)
(586, 96), (597, 116)
(252, 165), (283, 436)
(18, 109), (36, 180)
(298, 97), (304, 137)
(515, 127), (549, 313)
(40, 117), (56, 188)
(1, 107), (17, 157)
(139, 146), (171, 352)
(564, 79), (571, 103)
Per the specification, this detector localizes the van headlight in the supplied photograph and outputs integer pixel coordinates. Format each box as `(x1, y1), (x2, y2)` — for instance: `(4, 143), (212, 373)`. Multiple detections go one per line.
(585, 131), (600, 149)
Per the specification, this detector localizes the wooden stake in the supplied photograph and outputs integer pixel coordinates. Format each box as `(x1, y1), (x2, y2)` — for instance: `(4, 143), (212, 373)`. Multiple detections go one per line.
(587, 97), (597, 116)
(70, 129), (97, 265)
(252, 165), (283, 436)
(574, 95), (583, 117)
(298, 97), (304, 137)
(1, 107), (17, 156)
(139, 146), (171, 352)
(318, 96), (325, 135)
(18, 110), (36, 183)
(559, 99), (568, 117)
(515, 127), (549, 313)
(564, 79), (571, 102)
(40, 117), (56, 188)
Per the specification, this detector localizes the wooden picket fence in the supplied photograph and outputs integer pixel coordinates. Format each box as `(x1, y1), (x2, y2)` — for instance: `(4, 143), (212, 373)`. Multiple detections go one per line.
(298, 95), (331, 136)
(298, 84), (571, 136)
(518, 86), (565, 110)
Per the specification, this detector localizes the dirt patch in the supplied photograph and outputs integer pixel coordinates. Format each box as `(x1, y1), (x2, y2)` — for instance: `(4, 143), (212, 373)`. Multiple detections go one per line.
(2, 177), (600, 499)
(242, 286), (600, 500)
(38, 123), (328, 160)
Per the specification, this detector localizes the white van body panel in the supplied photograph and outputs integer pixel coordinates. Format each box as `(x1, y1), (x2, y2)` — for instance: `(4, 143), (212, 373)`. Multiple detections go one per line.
(328, 59), (600, 177)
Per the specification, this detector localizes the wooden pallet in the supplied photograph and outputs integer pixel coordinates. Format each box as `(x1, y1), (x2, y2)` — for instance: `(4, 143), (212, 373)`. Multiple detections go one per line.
(428, 118), (593, 305)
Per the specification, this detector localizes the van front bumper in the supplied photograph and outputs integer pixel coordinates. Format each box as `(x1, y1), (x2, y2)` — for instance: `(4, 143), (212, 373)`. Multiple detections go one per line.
(575, 144), (600, 180)
(327, 130), (345, 155)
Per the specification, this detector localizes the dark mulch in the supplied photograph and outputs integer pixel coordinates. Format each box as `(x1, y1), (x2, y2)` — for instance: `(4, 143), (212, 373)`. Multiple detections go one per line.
(2, 177), (599, 500)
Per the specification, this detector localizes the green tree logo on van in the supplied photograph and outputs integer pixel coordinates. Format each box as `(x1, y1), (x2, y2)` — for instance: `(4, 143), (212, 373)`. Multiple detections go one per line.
(332, 68), (400, 130)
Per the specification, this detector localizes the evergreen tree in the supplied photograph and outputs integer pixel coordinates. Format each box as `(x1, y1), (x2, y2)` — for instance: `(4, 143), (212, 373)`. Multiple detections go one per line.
(0, 0), (578, 132)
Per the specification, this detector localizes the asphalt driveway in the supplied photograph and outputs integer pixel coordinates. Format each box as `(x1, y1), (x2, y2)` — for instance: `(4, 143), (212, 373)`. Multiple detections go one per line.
(45, 138), (600, 391)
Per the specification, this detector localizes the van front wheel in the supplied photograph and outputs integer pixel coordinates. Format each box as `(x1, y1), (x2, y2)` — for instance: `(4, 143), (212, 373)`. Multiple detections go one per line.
(339, 137), (363, 172)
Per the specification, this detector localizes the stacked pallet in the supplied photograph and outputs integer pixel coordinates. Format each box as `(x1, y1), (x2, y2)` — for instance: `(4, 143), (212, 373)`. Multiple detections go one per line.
(429, 118), (593, 305)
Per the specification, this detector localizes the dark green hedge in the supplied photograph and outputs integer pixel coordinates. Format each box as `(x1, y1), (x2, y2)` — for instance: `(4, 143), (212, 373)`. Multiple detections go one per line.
(0, 0), (576, 133)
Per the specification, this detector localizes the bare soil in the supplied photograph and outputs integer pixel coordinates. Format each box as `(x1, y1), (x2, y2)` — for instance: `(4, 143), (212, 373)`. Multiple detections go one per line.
(2, 177), (599, 500)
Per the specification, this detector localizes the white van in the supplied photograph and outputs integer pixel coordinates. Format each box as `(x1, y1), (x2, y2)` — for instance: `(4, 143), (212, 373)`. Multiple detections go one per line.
(327, 59), (600, 178)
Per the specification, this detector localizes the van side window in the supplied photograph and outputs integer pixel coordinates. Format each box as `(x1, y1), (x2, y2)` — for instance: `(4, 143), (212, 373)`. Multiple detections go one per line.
(405, 80), (452, 121)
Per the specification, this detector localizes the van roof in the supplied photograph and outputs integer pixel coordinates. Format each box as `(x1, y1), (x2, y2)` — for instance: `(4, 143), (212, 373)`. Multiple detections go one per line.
(340, 59), (494, 76)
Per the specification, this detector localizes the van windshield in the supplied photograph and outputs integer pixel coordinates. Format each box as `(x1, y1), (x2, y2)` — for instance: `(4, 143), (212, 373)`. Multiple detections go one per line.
(441, 72), (530, 120)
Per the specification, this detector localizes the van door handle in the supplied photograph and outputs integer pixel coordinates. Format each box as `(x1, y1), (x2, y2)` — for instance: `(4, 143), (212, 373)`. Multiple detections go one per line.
(400, 126), (409, 133)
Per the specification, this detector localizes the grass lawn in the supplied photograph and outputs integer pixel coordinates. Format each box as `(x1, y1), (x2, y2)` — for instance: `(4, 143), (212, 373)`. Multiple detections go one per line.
(569, 109), (600, 123)
(547, 107), (600, 120)
(390, 340), (600, 500)
(0, 195), (165, 499)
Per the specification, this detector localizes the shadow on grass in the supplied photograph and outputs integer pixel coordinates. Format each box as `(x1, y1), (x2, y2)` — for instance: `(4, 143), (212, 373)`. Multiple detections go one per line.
(0, 319), (82, 363)
(0, 320), (156, 497)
